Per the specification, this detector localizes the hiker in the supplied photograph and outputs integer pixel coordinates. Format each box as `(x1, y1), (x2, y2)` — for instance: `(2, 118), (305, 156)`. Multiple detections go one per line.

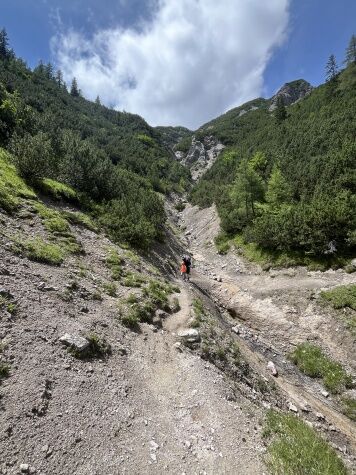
(183, 255), (192, 281)
(180, 260), (187, 280)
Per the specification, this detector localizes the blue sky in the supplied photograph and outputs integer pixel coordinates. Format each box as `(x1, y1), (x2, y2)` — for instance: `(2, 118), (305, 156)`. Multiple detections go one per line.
(1, 0), (355, 127)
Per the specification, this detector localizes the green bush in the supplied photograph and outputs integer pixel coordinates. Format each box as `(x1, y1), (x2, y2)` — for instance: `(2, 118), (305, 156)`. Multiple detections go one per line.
(264, 410), (348, 475)
(214, 233), (231, 255)
(9, 131), (53, 181)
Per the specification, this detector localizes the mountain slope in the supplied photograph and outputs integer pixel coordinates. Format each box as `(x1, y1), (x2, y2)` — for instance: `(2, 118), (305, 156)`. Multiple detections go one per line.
(188, 65), (356, 259)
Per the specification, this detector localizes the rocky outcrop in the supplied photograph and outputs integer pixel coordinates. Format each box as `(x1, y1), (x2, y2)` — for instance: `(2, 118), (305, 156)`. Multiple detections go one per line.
(269, 79), (313, 111)
(175, 135), (224, 181)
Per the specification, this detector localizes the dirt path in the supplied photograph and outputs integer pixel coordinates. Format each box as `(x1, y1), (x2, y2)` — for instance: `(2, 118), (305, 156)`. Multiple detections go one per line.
(115, 281), (268, 474)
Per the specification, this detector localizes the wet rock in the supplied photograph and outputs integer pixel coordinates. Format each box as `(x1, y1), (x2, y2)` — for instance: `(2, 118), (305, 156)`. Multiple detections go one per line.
(177, 329), (200, 343)
(267, 361), (278, 377)
(59, 333), (89, 353)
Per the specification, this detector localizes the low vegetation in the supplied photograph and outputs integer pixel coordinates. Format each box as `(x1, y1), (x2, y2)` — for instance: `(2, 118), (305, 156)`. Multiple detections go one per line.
(341, 397), (356, 422)
(119, 279), (178, 328)
(214, 233), (230, 255)
(71, 333), (112, 360)
(13, 236), (64, 265)
(320, 284), (356, 311)
(190, 298), (206, 328)
(0, 295), (17, 314)
(263, 410), (348, 475)
(0, 362), (10, 379)
(289, 343), (353, 394)
(0, 149), (36, 213)
(36, 178), (77, 202)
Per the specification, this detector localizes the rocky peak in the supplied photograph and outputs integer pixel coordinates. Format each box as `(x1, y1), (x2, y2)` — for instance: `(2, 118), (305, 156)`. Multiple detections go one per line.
(269, 79), (313, 111)
(174, 135), (224, 181)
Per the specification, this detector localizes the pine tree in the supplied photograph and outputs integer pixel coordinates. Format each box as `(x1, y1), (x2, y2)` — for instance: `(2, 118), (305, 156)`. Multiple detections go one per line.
(0, 28), (10, 60)
(45, 62), (54, 80)
(70, 77), (80, 97)
(55, 70), (63, 87)
(275, 95), (287, 123)
(34, 60), (45, 76)
(325, 54), (338, 82)
(95, 95), (101, 105)
(344, 34), (356, 65)
(266, 166), (292, 206)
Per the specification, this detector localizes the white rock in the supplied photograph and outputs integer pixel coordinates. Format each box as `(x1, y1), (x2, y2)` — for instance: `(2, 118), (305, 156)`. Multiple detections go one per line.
(177, 329), (200, 343)
(288, 403), (298, 413)
(321, 390), (329, 398)
(149, 440), (159, 451)
(20, 465), (29, 473)
(267, 361), (278, 377)
(231, 326), (240, 335)
(59, 334), (89, 352)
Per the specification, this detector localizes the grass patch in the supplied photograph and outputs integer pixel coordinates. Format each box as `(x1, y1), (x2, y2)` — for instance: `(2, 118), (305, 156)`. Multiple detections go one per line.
(289, 343), (353, 394)
(0, 363), (10, 379)
(170, 297), (180, 313)
(0, 149), (37, 213)
(263, 410), (348, 475)
(91, 290), (103, 301)
(320, 285), (356, 311)
(0, 296), (17, 315)
(102, 282), (117, 297)
(123, 250), (141, 266)
(33, 202), (70, 234)
(126, 293), (139, 304)
(120, 279), (177, 329)
(341, 397), (356, 422)
(233, 234), (347, 270)
(36, 178), (77, 202)
(122, 272), (146, 288)
(105, 248), (125, 280)
(191, 298), (206, 327)
(14, 237), (64, 265)
(142, 280), (172, 311)
(62, 210), (98, 232)
(215, 232), (231, 255)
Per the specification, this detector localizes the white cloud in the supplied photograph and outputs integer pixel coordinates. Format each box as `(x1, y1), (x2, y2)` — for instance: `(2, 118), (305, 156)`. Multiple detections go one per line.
(51, 0), (290, 129)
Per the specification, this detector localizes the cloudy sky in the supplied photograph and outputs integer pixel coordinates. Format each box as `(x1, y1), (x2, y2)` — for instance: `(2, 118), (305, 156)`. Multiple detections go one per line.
(2, 0), (356, 128)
